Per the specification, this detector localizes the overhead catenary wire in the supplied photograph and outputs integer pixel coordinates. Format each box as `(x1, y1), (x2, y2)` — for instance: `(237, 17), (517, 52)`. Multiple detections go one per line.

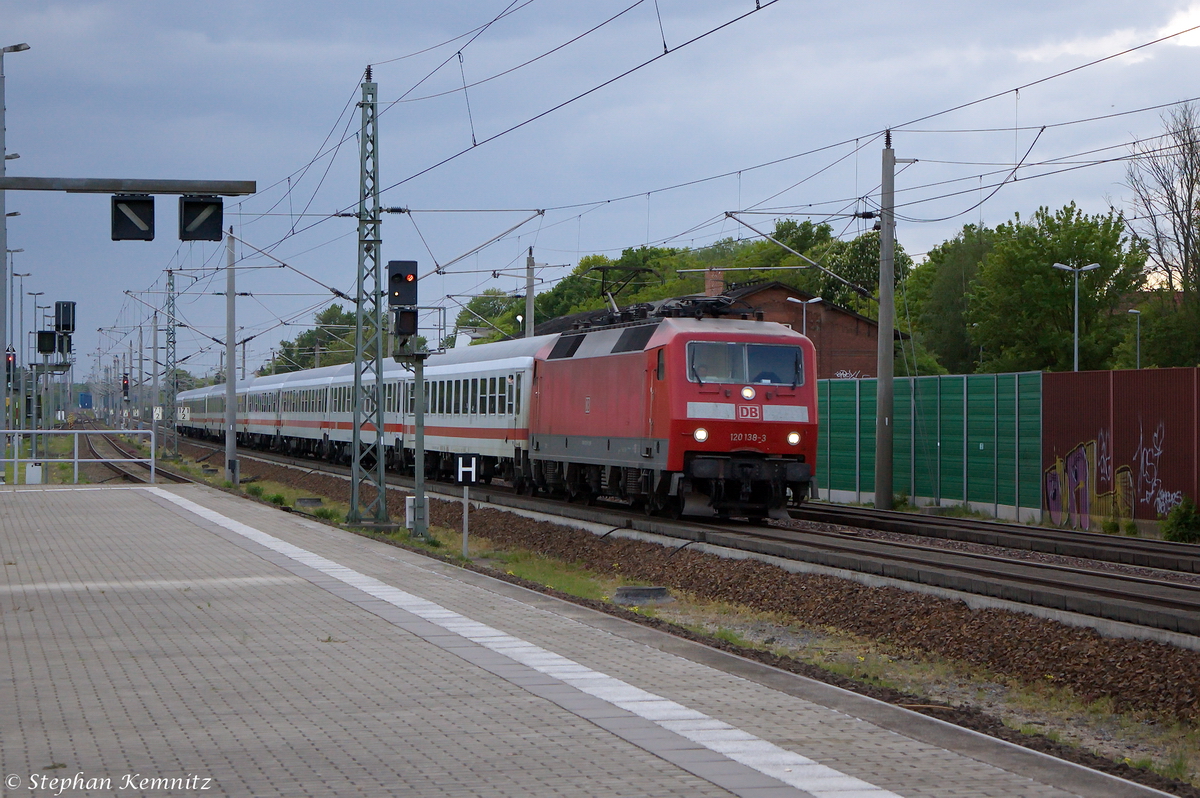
(106, 18), (1200, 377)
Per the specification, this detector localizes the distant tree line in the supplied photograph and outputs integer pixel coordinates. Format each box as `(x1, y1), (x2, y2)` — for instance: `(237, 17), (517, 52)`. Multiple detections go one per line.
(272, 105), (1200, 377)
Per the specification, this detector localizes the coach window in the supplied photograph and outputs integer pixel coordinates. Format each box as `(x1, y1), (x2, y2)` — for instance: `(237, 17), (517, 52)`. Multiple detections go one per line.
(485, 376), (494, 414)
(452, 380), (460, 415)
(507, 375), (515, 414)
(469, 379), (477, 415)
(515, 374), (522, 415)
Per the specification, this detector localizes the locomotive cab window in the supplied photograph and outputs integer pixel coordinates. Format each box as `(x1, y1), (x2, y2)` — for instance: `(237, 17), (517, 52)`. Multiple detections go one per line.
(687, 342), (804, 387)
(687, 342), (745, 384)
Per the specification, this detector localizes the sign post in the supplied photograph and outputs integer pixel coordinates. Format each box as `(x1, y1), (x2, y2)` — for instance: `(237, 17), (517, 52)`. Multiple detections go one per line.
(455, 453), (479, 558)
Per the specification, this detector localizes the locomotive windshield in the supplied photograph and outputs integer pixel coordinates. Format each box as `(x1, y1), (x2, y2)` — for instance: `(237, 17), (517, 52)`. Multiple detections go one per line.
(688, 342), (804, 386)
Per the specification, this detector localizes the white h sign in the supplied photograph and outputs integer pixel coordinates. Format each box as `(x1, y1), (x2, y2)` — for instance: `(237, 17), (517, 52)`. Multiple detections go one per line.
(455, 453), (479, 485)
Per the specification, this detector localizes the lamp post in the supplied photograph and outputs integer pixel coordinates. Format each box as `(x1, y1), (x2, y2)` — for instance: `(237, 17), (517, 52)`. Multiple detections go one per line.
(4, 248), (22, 455)
(25, 291), (41, 451)
(786, 295), (824, 336)
(1128, 309), (1141, 370)
(1, 43), (31, 422)
(1051, 262), (1099, 372)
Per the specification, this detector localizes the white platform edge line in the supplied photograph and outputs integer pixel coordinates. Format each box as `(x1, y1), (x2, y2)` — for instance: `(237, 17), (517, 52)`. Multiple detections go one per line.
(146, 487), (903, 798)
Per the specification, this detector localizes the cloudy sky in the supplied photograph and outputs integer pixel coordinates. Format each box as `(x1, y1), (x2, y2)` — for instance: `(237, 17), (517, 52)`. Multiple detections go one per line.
(2, 0), (1199, 383)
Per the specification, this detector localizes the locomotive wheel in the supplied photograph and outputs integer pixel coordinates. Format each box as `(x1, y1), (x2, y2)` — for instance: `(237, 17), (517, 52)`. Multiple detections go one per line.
(663, 496), (684, 520)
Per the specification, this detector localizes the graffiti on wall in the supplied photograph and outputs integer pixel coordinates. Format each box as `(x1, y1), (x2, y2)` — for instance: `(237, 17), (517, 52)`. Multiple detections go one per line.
(1133, 419), (1183, 516)
(1045, 433), (1133, 530)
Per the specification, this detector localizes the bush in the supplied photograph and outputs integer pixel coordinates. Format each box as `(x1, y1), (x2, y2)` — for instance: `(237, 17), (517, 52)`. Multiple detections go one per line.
(1101, 518), (1119, 535)
(267, 493), (287, 506)
(245, 484), (264, 498)
(313, 507), (340, 521)
(1161, 498), (1200, 543)
(1122, 519), (1139, 537)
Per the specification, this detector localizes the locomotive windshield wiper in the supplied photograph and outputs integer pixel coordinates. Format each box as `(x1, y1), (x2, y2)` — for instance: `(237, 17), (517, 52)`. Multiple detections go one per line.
(792, 354), (801, 388)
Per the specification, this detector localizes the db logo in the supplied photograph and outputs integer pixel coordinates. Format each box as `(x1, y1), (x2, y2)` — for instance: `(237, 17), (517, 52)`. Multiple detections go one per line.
(737, 405), (761, 420)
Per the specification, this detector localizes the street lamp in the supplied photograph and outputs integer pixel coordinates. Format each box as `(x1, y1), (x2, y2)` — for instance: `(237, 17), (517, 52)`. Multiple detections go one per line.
(25, 290), (42, 366)
(4, 248), (22, 434)
(1128, 309), (1141, 370)
(1051, 262), (1100, 372)
(1, 42), (31, 420)
(786, 295), (823, 336)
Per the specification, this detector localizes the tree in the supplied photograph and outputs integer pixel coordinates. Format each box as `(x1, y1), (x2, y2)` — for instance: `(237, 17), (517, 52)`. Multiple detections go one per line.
(454, 289), (522, 341)
(264, 304), (357, 374)
(968, 204), (1145, 372)
(1125, 103), (1200, 366)
(903, 224), (994, 374)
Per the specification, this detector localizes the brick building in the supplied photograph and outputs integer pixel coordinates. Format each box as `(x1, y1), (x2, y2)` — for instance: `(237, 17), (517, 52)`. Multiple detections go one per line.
(718, 281), (882, 379)
(528, 279), (883, 380)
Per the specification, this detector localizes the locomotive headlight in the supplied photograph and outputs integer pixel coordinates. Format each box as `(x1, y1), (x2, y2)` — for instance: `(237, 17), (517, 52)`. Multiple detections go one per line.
(787, 431), (801, 446)
(741, 386), (756, 400)
(693, 427), (709, 443)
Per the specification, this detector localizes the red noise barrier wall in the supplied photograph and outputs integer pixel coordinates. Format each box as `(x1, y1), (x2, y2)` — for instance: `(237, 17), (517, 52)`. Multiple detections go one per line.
(1042, 369), (1200, 529)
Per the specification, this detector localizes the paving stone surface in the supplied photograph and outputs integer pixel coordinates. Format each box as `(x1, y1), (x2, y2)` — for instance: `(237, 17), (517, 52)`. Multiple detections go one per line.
(0, 484), (1163, 797)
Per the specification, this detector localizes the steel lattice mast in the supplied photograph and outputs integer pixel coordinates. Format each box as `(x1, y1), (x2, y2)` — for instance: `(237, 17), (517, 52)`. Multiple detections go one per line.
(164, 268), (178, 457)
(348, 67), (389, 524)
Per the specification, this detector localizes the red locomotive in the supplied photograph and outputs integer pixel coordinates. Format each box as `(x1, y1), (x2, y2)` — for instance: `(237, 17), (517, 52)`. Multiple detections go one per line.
(178, 297), (818, 520)
(527, 303), (817, 519)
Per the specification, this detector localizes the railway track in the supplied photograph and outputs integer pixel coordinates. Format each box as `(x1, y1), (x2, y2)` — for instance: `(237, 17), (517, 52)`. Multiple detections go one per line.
(178, 435), (1200, 639)
(79, 423), (194, 485)
(791, 503), (1200, 574)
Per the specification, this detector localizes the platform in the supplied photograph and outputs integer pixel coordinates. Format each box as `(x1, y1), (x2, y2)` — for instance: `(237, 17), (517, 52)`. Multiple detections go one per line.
(0, 484), (1171, 798)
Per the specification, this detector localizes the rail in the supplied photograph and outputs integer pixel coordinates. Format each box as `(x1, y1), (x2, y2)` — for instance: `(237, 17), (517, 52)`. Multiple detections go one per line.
(1, 428), (156, 485)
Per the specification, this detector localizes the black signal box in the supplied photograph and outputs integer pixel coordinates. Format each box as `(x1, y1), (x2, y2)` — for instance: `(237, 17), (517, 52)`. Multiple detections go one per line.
(387, 260), (418, 306)
(394, 308), (418, 339)
(112, 194), (155, 241)
(55, 301), (76, 333)
(179, 195), (224, 241)
(36, 331), (57, 356)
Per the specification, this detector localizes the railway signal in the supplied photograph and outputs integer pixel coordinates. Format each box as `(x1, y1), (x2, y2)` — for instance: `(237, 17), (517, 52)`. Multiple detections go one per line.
(54, 301), (75, 333)
(387, 260), (418, 306)
(111, 194), (155, 241)
(122, 373), (130, 401)
(35, 330), (56, 356)
(454, 453), (479, 559)
(4, 347), (14, 383)
(178, 195), (223, 241)
(388, 260), (419, 349)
